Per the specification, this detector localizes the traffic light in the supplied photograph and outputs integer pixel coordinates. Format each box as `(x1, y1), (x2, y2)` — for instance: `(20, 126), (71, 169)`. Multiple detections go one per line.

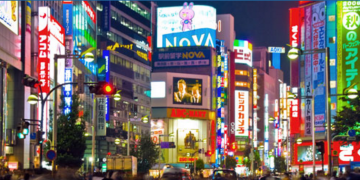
(22, 121), (30, 135)
(205, 150), (212, 157)
(16, 124), (24, 139)
(22, 75), (39, 88)
(89, 81), (117, 95)
(36, 131), (45, 145)
(316, 141), (324, 154)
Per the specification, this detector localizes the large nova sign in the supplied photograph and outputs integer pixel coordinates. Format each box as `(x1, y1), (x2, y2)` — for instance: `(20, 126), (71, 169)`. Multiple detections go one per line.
(157, 4), (216, 48)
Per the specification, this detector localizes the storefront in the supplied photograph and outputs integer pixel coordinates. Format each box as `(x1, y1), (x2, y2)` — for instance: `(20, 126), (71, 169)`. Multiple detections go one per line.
(293, 141), (360, 174)
(151, 108), (215, 164)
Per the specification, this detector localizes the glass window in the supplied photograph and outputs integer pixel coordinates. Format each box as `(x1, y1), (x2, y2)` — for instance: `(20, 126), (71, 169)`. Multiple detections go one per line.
(133, 63), (138, 72)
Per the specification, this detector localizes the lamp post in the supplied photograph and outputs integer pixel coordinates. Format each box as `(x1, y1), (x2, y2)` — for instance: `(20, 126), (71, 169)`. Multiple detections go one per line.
(288, 46), (330, 178)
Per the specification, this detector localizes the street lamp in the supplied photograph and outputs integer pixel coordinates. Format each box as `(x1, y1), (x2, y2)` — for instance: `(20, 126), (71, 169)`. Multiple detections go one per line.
(27, 94), (39, 105)
(346, 88), (358, 99)
(287, 45), (330, 178)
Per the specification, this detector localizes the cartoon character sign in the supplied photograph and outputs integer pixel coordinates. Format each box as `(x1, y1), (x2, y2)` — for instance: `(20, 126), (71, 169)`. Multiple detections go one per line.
(179, 2), (194, 31)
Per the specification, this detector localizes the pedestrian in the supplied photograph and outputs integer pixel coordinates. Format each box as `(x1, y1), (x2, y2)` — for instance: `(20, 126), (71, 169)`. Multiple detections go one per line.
(282, 172), (290, 180)
(330, 171), (338, 180)
(24, 170), (30, 180)
(309, 173), (313, 180)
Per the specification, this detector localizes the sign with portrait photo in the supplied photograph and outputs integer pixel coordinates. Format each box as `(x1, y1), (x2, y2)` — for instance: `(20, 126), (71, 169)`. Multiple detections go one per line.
(177, 129), (199, 162)
(173, 77), (202, 105)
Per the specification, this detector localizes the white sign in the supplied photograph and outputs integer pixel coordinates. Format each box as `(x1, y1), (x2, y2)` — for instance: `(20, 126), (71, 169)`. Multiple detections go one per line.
(0, 1), (18, 34)
(268, 47), (285, 53)
(97, 97), (107, 136)
(157, 4), (216, 48)
(235, 90), (249, 137)
(233, 40), (252, 67)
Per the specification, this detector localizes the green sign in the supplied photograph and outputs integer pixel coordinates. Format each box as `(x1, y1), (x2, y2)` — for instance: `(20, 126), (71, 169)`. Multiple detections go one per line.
(102, 163), (107, 172)
(337, 1), (360, 109)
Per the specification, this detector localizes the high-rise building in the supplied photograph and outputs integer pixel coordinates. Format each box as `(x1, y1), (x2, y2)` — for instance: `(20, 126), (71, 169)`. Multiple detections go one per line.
(95, 0), (153, 169)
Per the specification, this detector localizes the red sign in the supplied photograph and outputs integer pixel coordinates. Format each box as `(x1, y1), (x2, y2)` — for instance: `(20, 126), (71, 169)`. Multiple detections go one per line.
(169, 108), (208, 119)
(82, 1), (96, 24)
(38, 7), (51, 93)
(290, 99), (300, 134)
(289, 8), (300, 88)
(178, 157), (198, 162)
(147, 36), (152, 62)
(211, 120), (216, 153)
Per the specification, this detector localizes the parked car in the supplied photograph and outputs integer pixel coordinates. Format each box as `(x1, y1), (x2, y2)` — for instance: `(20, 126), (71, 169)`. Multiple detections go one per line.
(209, 170), (237, 180)
(161, 167), (192, 180)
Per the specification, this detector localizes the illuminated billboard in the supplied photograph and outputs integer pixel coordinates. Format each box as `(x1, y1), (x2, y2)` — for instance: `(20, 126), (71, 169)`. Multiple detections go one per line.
(157, 3), (216, 48)
(38, 7), (66, 93)
(233, 40), (252, 67)
(153, 49), (211, 68)
(337, 1), (360, 109)
(0, 1), (18, 34)
(173, 77), (202, 105)
(235, 90), (249, 137)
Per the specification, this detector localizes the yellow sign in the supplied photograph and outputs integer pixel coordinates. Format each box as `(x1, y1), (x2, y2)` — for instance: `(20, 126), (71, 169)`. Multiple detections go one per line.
(107, 43), (133, 51)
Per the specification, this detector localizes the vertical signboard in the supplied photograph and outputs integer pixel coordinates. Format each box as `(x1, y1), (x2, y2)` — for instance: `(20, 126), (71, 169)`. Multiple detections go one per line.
(290, 99), (300, 134)
(304, 6), (312, 136)
(233, 40), (253, 67)
(38, 7), (51, 94)
(337, 1), (360, 109)
(312, 2), (326, 131)
(290, 8), (300, 87)
(97, 97), (106, 136)
(63, 1), (72, 35)
(264, 94), (269, 167)
(63, 68), (72, 115)
(102, 1), (110, 31)
(253, 69), (258, 147)
(98, 50), (111, 122)
(235, 90), (249, 137)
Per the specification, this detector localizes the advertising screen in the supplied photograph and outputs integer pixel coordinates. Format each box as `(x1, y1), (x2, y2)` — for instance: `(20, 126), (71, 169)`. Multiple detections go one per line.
(297, 145), (321, 162)
(0, 1), (18, 34)
(235, 90), (249, 137)
(157, 3), (216, 48)
(337, 1), (360, 110)
(173, 77), (202, 105)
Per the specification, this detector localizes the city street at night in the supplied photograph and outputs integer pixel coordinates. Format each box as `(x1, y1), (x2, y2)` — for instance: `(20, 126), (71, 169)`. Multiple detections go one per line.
(0, 0), (359, 180)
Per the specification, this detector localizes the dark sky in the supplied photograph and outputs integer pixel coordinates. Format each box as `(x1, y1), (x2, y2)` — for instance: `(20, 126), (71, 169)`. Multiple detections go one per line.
(156, 1), (299, 84)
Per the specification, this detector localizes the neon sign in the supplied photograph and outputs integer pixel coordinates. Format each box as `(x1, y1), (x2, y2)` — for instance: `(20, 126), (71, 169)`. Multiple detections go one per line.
(235, 90), (249, 137)
(233, 40), (252, 67)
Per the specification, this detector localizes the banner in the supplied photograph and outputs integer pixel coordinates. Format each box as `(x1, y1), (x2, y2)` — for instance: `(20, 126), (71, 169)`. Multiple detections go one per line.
(312, 2), (326, 131)
(337, 1), (360, 109)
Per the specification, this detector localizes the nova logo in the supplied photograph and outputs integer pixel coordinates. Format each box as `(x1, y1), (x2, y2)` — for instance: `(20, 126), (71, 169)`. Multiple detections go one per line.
(182, 51), (205, 59)
(162, 28), (215, 48)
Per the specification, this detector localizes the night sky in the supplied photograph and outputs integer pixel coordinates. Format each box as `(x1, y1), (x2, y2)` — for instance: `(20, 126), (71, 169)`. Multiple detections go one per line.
(156, 1), (299, 84)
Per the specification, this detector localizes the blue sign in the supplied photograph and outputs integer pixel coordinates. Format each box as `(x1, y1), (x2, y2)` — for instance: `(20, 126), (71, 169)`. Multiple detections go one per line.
(348, 130), (356, 137)
(63, 68), (72, 115)
(162, 28), (215, 48)
(63, 3), (73, 35)
(272, 53), (281, 69)
(46, 150), (57, 161)
(30, 133), (36, 140)
(103, 50), (110, 122)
